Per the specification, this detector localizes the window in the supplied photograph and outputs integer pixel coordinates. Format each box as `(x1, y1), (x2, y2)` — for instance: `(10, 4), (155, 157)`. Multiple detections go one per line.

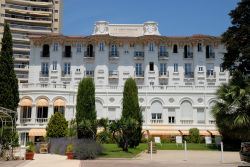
(54, 106), (65, 116)
(151, 113), (162, 120)
(185, 63), (192, 75)
(149, 62), (154, 71)
(21, 106), (31, 119)
(220, 64), (224, 72)
(86, 44), (94, 57)
(184, 45), (193, 58)
(37, 106), (48, 119)
(206, 63), (214, 76)
(64, 46), (72, 57)
(160, 63), (167, 75)
(197, 108), (205, 124)
(197, 43), (202, 52)
(206, 45), (215, 58)
(42, 44), (50, 57)
(52, 61), (57, 70)
(20, 132), (29, 146)
(54, 19), (58, 22)
(41, 63), (48, 75)
(159, 45), (167, 52)
(198, 66), (203, 72)
(110, 44), (118, 56)
(168, 108), (175, 124)
(149, 43), (154, 51)
(174, 63), (178, 72)
(173, 44), (178, 53)
(76, 43), (82, 53)
(150, 81), (154, 86)
(64, 63), (71, 75)
(135, 63), (143, 76)
(55, 10), (58, 13)
(53, 43), (58, 51)
(99, 42), (104, 51)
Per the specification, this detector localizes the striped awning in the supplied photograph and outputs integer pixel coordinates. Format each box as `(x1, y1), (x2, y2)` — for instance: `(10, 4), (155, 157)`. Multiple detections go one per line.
(36, 99), (48, 107)
(179, 130), (189, 135)
(29, 129), (46, 137)
(149, 130), (180, 136)
(20, 99), (32, 106)
(54, 99), (65, 106)
(200, 130), (211, 136)
(208, 130), (221, 136)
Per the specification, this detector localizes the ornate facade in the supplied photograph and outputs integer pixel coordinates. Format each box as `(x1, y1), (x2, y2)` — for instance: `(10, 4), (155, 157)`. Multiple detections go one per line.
(17, 21), (227, 145)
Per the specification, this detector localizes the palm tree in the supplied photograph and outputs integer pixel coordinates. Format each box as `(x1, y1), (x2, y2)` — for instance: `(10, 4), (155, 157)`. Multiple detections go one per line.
(212, 71), (250, 144)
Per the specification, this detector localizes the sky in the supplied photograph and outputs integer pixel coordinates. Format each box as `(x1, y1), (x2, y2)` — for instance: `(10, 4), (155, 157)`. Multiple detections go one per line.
(63, 0), (239, 36)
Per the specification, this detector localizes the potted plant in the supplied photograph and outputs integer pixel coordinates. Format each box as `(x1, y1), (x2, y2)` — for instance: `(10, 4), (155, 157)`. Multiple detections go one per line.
(66, 144), (73, 159)
(25, 142), (35, 160)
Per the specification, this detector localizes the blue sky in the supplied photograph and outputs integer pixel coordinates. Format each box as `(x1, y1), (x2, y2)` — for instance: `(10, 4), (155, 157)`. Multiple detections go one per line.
(63, 0), (239, 36)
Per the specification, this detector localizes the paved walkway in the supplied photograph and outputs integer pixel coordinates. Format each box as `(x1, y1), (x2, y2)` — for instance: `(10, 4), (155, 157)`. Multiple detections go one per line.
(1, 151), (248, 167)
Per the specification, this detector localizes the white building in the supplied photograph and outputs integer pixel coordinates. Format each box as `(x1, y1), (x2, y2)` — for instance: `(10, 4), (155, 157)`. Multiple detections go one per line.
(17, 21), (228, 145)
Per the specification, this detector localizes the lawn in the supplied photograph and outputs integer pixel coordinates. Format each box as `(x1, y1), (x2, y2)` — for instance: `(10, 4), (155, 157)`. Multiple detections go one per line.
(99, 143), (218, 158)
(99, 143), (147, 158)
(156, 143), (218, 151)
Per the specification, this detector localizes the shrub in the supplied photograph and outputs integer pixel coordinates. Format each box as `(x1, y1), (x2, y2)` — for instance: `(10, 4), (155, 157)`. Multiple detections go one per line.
(188, 128), (200, 143)
(26, 142), (35, 152)
(46, 112), (68, 138)
(66, 144), (73, 152)
(96, 131), (113, 144)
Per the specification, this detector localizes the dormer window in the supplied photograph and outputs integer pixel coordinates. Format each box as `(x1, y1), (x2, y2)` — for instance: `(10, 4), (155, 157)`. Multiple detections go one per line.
(149, 43), (154, 51)
(206, 45), (215, 58)
(99, 42), (104, 51)
(184, 45), (193, 58)
(64, 46), (72, 58)
(41, 44), (50, 57)
(85, 44), (94, 57)
(197, 43), (202, 52)
(110, 44), (118, 57)
(173, 44), (178, 53)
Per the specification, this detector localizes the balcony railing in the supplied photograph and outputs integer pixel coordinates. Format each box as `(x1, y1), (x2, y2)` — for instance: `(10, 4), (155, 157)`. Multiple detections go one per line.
(159, 71), (169, 77)
(135, 71), (144, 77)
(150, 119), (163, 124)
(35, 118), (48, 124)
(158, 51), (169, 58)
(14, 64), (29, 69)
(61, 71), (71, 77)
(134, 51), (144, 58)
(4, 13), (52, 22)
(5, 4), (52, 12)
(13, 44), (30, 49)
(109, 71), (119, 78)
(40, 51), (50, 57)
(206, 52), (215, 59)
(180, 120), (193, 124)
(183, 52), (193, 58)
(109, 51), (119, 58)
(84, 51), (95, 58)
(84, 71), (94, 77)
(184, 72), (194, 78)
(206, 71), (216, 78)
(10, 23), (51, 31)
(40, 71), (49, 77)
(62, 51), (72, 58)
(20, 118), (31, 123)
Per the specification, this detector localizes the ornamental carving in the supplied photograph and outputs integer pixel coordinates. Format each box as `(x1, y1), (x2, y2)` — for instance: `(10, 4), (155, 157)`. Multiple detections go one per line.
(143, 21), (160, 36)
(93, 21), (109, 35)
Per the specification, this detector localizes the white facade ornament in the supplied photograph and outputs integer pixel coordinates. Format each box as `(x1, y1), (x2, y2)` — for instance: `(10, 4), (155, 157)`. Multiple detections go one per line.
(143, 21), (160, 36)
(93, 21), (109, 35)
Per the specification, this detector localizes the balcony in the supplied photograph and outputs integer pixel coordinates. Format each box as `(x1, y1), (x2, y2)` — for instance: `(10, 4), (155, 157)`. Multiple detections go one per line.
(39, 71), (49, 81)
(150, 119), (163, 124)
(135, 71), (144, 78)
(40, 51), (50, 57)
(62, 51), (72, 58)
(184, 72), (194, 78)
(109, 71), (119, 79)
(159, 71), (169, 78)
(206, 52), (215, 59)
(134, 51), (144, 59)
(180, 120), (193, 124)
(6, 0), (53, 6)
(4, 13), (52, 24)
(61, 71), (71, 78)
(10, 23), (51, 33)
(14, 64), (29, 71)
(20, 118), (31, 124)
(84, 71), (94, 78)
(109, 51), (119, 59)
(35, 118), (48, 124)
(183, 52), (193, 59)
(158, 52), (169, 59)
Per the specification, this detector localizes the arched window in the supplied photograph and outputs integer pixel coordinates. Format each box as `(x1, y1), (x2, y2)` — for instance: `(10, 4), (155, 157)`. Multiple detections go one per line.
(184, 45), (188, 58)
(180, 100), (193, 121)
(36, 99), (48, 123)
(53, 99), (65, 116)
(110, 44), (118, 57)
(208, 101), (216, 123)
(20, 98), (32, 123)
(150, 101), (163, 124)
(173, 44), (178, 53)
(87, 44), (94, 57)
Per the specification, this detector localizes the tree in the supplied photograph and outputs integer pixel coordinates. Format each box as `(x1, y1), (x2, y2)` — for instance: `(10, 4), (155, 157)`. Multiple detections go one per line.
(221, 0), (250, 74)
(46, 112), (68, 138)
(76, 78), (96, 139)
(187, 128), (200, 143)
(0, 23), (19, 111)
(112, 78), (142, 151)
(212, 71), (250, 147)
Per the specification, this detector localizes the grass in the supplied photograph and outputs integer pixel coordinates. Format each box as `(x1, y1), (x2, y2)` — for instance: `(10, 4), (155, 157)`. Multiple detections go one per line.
(156, 143), (218, 151)
(99, 143), (218, 158)
(99, 143), (147, 158)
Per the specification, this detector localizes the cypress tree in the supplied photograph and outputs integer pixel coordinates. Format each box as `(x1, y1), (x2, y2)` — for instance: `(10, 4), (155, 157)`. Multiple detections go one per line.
(0, 23), (19, 111)
(76, 78), (96, 139)
(46, 112), (68, 138)
(121, 78), (142, 150)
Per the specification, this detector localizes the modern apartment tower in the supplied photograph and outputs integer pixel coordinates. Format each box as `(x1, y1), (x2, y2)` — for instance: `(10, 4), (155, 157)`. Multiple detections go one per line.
(0, 0), (63, 83)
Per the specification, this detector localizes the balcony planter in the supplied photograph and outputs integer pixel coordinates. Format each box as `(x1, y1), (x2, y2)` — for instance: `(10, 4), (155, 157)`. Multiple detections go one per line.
(239, 142), (250, 162)
(66, 144), (73, 160)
